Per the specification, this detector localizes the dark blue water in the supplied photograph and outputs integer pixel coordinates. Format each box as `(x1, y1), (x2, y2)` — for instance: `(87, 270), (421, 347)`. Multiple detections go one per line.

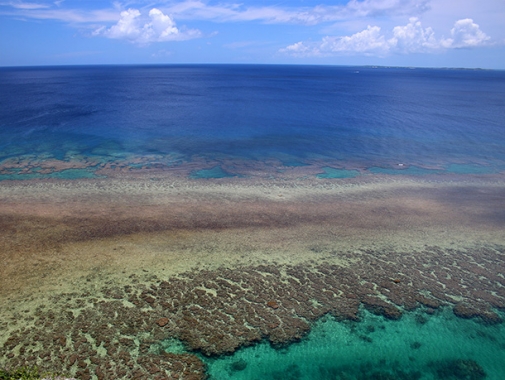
(1, 65), (504, 178)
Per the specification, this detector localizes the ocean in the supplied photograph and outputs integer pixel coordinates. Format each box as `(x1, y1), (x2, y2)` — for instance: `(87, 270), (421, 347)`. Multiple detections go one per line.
(1, 65), (504, 179)
(0, 65), (504, 379)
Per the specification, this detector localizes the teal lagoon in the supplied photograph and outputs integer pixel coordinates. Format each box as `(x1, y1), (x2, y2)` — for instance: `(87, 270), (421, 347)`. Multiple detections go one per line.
(200, 308), (505, 380)
(316, 167), (360, 179)
(0, 167), (101, 181)
(189, 166), (236, 179)
(367, 166), (443, 176)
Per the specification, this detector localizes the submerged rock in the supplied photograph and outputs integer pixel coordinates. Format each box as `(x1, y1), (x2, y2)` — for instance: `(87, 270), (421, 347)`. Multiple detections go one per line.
(156, 317), (170, 327)
(434, 359), (487, 380)
(267, 300), (280, 309)
(229, 359), (247, 372)
(453, 302), (502, 325)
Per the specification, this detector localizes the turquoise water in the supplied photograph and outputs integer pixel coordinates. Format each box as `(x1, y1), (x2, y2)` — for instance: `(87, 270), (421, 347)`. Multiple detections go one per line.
(281, 160), (309, 167)
(316, 167), (360, 179)
(368, 166), (444, 176)
(200, 309), (505, 379)
(1, 162), (500, 181)
(0, 167), (100, 181)
(189, 165), (236, 179)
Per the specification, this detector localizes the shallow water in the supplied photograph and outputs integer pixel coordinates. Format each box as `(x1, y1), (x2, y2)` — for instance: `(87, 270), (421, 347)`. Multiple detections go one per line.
(316, 167), (360, 179)
(202, 309), (505, 380)
(189, 166), (236, 179)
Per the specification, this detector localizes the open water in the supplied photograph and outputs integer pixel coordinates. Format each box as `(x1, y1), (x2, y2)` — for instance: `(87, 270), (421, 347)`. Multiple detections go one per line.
(1, 65), (505, 179)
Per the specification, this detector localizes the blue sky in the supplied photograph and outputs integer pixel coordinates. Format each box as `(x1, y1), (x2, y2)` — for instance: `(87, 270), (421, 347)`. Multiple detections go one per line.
(1, 0), (504, 68)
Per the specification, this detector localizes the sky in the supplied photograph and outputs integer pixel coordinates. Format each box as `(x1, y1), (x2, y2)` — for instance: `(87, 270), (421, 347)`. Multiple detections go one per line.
(1, 0), (504, 68)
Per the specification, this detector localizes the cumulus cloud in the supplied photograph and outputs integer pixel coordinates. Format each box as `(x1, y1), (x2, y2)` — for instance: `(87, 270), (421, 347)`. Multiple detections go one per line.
(444, 18), (490, 48)
(321, 25), (389, 55)
(389, 17), (438, 52)
(280, 41), (321, 57)
(281, 26), (390, 57)
(281, 17), (491, 57)
(94, 8), (201, 45)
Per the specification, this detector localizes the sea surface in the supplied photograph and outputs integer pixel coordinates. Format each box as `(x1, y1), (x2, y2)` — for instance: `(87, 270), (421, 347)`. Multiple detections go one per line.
(1, 65), (505, 380)
(1, 65), (505, 179)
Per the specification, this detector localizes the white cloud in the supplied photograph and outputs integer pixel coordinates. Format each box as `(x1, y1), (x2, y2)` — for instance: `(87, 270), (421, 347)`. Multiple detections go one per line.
(2, 8), (120, 23)
(0, 0), (497, 55)
(444, 18), (490, 48)
(1, 0), (431, 25)
(281, 17), (492, 57)
(3, 1), (49, 9)
(322, 25), (389, 55)
(165, 0), (430, 25)
(99, 8), (141, 41)
(95, 8), (202, 45)
(281, 25), (390, 57)
(389, 17), (438, 52)
(280, 41), (321, 57)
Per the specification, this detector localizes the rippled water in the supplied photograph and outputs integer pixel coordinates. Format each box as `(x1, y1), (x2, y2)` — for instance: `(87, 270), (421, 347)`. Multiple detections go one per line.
(1, 65), (504, 178)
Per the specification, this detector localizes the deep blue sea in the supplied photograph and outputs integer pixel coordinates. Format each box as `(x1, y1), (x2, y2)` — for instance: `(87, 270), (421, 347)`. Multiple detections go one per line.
(1, 65), (504, 179)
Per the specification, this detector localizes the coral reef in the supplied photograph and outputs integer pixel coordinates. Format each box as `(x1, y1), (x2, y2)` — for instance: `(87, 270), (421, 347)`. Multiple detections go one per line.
(433, 359), (487, 380)
(0, 245), (503, 378)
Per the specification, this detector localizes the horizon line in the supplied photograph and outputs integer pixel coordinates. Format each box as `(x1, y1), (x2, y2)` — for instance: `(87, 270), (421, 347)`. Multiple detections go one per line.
(1, 63), (503, 71)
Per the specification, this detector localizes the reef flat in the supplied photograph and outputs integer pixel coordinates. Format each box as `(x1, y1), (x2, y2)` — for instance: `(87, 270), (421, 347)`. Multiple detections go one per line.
(1, 174), (504, 379)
